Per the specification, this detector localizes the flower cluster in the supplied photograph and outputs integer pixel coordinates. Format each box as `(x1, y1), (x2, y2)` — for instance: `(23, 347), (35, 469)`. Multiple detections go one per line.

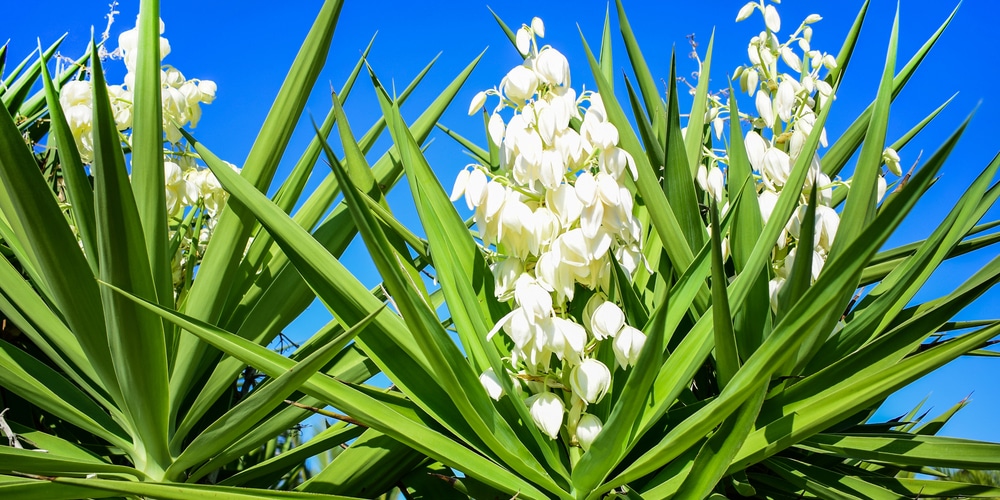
(453, 18), (644, 450)
(700, 1), (904, 312)
(57, 15), (235, 291)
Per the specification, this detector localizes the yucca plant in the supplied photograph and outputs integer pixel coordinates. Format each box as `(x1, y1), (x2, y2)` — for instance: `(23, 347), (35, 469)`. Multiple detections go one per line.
(1, 0), (999, 499)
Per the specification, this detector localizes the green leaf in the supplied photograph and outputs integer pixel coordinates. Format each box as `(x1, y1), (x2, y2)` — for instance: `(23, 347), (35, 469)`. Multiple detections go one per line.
(830, 7), (898, 258)
(801, 433), (1000, 470)
(106, 284), (552, 500)
(130, 0), (172, 315)
(0, 60), (123, 421)
(332, 87), (567, 495)
(89, 39), (170, 473)
(709, 200), (739, 388)
(37, 46), (97, 273)
(0, 447), (144, 480)
(166, 305), (382, 478)
(614, 0), (664, 139)
(0, 340), (130, 450)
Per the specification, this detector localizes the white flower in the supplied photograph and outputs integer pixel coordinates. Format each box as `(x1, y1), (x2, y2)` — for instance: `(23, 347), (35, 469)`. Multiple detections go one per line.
(804, 14), (823, 24)
(450, 167), (471, 202)
(775, 79), (796, 123)
(527, 392), (564, 439)
(479, 368), (504, 401)
(706, 166), (726, 203)
(744, 130), (768, 172)
(762, 148), (791, 186)
(764, 4), (781, 33)
(501, 65), (538, 104)
(514, 275), (554, 321)
(613, 325), (646, 369)
(876, 174), (887, 203)
(758, 189), (779, 224)
(533, 47), (570, 87)
(755, 89), (775, 128)
(769, 277), (785, 312)
(491, 258), (524, 301)
(588, 299), (625, 340)
(576, 414), (602, 451)
(570, 359), (611, 403)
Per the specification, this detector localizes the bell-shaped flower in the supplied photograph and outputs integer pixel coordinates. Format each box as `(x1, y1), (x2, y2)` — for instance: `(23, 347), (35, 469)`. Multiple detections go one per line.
(526, 392), (564, 439)
(762, 148), (791, 186)
(576, 414), (603, 451)
(769, 277), (785, 312)
(491, 258), (523, 301)
(764, 4), (781, 32)
(758, 189), (779, 224)
(501, 65), (538, 104)
(536, 248), (575, 302)
(482, 114), (503, 148)
(533, 47), (570, 87)
(613, 325), (646, 369)
(542, 316), (588, 363)
(589, 300), (625, 340)
(464, 168), (488, 210)
(775, 79), (796, 123)
(755, 89), (775, 128)
(600, 147), (637, 181)
(570, 359), (611, 403)
(744, 130), (768, 172)
(815, 205), (840, 253)
(545, 183), (580, 228)
(479, 368), (504, 401)
(450, 167), (471, 202)
(514, 275), (553, 322)
(876, 174), (887, 203)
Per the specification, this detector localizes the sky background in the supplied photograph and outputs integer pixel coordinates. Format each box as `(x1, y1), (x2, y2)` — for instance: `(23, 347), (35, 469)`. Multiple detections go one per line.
(5, 0), (1000, 443)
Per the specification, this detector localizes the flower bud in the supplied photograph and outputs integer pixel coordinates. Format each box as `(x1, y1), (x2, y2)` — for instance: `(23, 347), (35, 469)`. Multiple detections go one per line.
(527, 392), (564, 439)
(804, 14), (823, 24)
(736, 2), (756, 22)
(468, 90), (487, 116)
(531, 17), (545, 38)
(883, 147), (902, 176)
(576, 414), (602, 451)
(764, 4), (781, 33)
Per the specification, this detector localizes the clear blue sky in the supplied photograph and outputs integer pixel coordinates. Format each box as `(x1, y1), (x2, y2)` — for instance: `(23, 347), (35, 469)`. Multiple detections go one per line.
(6, 0), (999, 443)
